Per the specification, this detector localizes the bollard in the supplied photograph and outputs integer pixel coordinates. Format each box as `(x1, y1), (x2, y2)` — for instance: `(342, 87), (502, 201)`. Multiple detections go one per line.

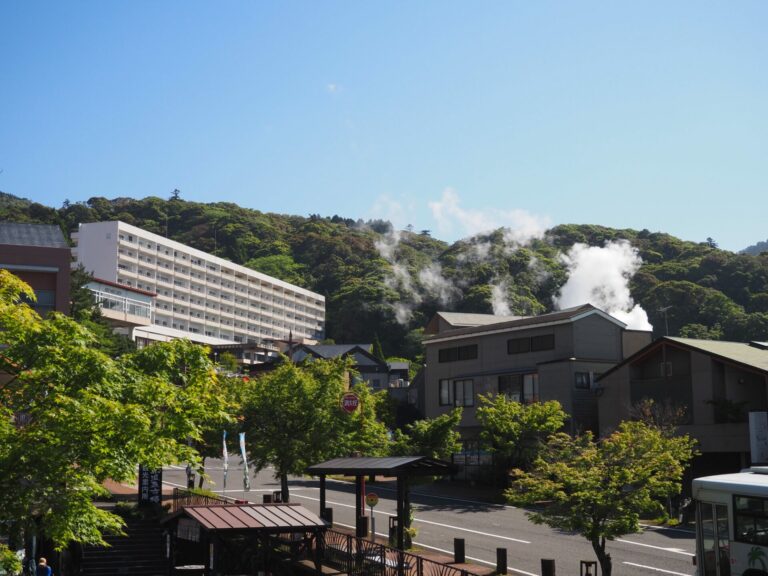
(541, 559), (556, 576)
(496, 548), (507, 575)
(454, 538), (465, 564)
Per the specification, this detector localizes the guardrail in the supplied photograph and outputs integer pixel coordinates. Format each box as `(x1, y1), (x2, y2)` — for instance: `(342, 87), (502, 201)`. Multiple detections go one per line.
(169, 490), (484, 576)
(321, 529), (483, 576)
(171, 488), (231, 512)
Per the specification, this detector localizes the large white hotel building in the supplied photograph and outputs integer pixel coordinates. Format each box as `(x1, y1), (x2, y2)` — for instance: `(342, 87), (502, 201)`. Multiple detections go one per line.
(73, 221), (325, 352)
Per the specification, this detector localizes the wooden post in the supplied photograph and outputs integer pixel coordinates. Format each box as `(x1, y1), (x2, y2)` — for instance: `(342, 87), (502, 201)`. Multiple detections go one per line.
(454, 538), (466, 563)
(496, 548), (507, 575)
(542, 558), (556, 576)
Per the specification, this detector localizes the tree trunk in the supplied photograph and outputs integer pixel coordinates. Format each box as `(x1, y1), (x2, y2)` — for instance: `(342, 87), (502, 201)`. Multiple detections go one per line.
(591, 536), (612, 576)
(281, 472), (290, 502)
(197, 458), (206, 489)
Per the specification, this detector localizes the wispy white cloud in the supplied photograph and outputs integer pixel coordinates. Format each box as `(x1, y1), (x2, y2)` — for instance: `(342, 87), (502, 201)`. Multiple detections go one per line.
(326, 83), (343, 94)
(428, 188), (550, 246)
(368, 194), (417, 231)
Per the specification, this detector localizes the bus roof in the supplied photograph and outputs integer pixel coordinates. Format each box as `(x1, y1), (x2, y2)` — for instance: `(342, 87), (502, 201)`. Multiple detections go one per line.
(693, 468), (768, 497)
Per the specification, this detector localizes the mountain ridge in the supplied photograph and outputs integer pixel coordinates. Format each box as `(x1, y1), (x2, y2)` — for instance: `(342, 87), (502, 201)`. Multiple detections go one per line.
(2, 192), (767, 359)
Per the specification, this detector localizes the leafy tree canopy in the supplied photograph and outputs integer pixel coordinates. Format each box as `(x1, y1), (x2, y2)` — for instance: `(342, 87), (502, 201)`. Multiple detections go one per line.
(476, 395), (567, 470)
(391, 408), (463, 461)
(507, 421), (697, 576)
(241, 357), (390, 501)
(0, 271), (230, 562)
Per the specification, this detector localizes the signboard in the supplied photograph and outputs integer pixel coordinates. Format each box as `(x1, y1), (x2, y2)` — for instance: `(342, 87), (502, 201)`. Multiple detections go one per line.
(340, 392), (360, 414)
(138, 465), (163, 506)
(365, 492), (379, 508)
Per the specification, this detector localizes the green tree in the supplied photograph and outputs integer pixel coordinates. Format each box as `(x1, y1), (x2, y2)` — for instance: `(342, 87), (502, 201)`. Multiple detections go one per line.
(476, 395), (567, 471)
(371, 335), (386, 362)
(0, 271), (228, 561)
(507, 421), (697, 576)
(241, 358), (389, 501)
(391, 409), (462, 460)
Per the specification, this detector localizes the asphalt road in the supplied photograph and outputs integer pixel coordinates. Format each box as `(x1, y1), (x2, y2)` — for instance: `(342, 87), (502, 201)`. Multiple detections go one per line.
(162, 460), (696, 576)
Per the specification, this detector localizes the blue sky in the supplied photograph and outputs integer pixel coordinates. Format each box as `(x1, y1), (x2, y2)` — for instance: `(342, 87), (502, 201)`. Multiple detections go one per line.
(1, 1), (766, 251)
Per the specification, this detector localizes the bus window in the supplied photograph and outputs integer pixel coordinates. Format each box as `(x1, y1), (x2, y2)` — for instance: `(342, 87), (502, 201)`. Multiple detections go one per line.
(736, 496), (768, 545)
(699, 502), (731, 576)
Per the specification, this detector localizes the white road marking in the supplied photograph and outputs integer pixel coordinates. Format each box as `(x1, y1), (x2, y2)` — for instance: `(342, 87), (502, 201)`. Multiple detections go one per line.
(333, 522), (537, 576)
(623, 561), (692, 576)
(617, 539), (694, 556)
(290, 493), (530, 544)
(639, 524), (696, 535)
(324, 477), (518, 509)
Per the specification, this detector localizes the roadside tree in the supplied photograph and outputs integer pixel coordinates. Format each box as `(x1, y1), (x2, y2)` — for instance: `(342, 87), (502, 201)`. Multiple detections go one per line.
(507, 421), (697, 576)
(0, 270), (229, 568)
(241, 358), (390, 502)
(476, 395), (567, 472)
(391, 408), (462, 460)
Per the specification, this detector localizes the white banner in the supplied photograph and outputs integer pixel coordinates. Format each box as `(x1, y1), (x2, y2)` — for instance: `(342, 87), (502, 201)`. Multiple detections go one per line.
(222, 430), (229, 491)
(239, 432), (250, 491)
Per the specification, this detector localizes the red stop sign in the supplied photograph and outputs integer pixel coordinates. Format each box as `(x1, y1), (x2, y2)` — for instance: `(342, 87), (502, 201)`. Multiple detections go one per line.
(340, 392), (360, 413)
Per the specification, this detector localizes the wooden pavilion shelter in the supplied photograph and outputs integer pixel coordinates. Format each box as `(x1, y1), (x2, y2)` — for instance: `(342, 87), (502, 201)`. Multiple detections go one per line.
(162, 502), (328, 575)
(305, 456), (454, 550)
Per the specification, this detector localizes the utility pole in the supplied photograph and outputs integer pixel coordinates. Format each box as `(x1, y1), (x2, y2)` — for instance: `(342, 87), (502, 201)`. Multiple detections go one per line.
(658, 306), (671, 336)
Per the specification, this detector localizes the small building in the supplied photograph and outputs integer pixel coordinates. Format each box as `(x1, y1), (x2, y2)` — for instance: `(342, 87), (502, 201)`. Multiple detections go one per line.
(0, 222), (71, 315)
(422, 304), (652, 438)
(163, 502), (327, 575)
(289, 344), (390, 389)
(86, 277), (155, 328)
(598, 337), (768, 476)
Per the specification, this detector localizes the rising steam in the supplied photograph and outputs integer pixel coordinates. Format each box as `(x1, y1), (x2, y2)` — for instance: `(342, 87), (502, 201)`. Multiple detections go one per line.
(554, 241), (653, 330)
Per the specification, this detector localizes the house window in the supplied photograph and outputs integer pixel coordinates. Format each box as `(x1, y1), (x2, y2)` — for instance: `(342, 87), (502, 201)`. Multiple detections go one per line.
(575, 372), (591, 390)
(508, 334), (555, 354)
(439, 379), (453, 406)
(498, 374), (539, 403)
(531, 334), (555, 351)
(438, 344), (478, 363)
(507, 337), (531, 354)
(575, 372), (603, 390)
(454, 380), (474, 407)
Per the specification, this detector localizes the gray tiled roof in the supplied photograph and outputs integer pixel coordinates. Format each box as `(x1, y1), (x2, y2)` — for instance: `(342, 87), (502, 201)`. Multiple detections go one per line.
(302, 344), (371, 358)
(435, 311), (525, 327)
(0, 222), (68, 248)
(599, 337), (768, 381)
(665, 337), (768, 373)
(424, 304), (606, 341)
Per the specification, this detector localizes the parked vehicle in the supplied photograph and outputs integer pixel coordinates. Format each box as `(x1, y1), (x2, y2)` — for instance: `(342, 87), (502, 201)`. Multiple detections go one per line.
(693, 467), (768, 576)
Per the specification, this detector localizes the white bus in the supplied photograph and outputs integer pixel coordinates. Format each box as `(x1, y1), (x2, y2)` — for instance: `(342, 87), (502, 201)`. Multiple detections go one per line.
(693, 467), (768, 576)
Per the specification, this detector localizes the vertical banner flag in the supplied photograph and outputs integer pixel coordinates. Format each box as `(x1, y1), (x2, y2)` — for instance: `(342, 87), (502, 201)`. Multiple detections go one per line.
(239, 432), (250, 491)
(222, 430), (229, 492)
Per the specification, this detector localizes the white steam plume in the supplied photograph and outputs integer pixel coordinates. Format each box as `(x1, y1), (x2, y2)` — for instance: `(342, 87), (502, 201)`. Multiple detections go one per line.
(554, 241), (652, 330)
(375, 229), (459, 325)
(491, 280), (512, 315)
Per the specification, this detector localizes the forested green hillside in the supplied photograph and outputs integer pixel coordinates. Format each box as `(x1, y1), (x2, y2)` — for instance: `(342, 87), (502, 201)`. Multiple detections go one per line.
(2, 192), (767, 358)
